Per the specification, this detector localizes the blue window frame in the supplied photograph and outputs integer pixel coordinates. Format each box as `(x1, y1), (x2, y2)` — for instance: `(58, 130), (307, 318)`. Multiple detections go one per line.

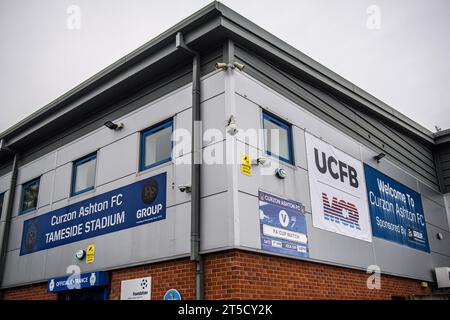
(71, 153), (97, 196)
(20, 177), (40, 215)
(140, 119), (174, 171)
(262, 110), (294, 165)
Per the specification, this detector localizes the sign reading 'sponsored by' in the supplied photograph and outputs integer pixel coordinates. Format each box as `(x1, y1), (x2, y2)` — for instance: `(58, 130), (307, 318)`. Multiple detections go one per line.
(364, 164), (429, 252)
(306, 133), (372, 242)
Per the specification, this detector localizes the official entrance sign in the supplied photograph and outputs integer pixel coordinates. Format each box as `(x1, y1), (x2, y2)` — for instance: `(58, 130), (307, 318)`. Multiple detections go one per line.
(20, 173), (166, 255)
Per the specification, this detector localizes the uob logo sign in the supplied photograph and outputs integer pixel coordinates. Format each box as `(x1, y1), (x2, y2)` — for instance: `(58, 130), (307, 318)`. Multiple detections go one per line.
(314, 148), (361, 230)
(306, 133), (372, 242)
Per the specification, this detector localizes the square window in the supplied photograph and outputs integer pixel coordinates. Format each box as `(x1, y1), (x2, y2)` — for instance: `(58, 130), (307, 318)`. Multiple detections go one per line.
(20, 178), (40, 214)
(140, 119), (173, 171)
(262, 111), (294, 164)
(72, 153), (97, 196)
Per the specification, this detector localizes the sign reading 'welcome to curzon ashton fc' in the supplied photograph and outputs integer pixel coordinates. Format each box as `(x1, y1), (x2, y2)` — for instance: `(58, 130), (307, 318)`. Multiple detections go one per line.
(20, 173), (167, 255)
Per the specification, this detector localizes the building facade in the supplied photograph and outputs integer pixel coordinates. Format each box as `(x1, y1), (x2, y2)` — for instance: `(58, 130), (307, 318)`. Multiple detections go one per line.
(0, 2), (449, 300)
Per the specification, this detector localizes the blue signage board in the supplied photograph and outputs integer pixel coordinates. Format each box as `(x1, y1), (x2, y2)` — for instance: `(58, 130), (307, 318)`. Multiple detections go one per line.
(364, 164), (430, 252)
(20, 173), (166, 255)
(259, 190), (309, 258)
(164, 289), (182, 300)
(48, 271), (109, 292)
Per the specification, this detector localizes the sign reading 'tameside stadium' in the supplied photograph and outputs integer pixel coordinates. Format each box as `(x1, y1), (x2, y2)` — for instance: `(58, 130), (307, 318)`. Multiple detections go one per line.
(20, 173), (167, 255)
(364, 164), (430, 252)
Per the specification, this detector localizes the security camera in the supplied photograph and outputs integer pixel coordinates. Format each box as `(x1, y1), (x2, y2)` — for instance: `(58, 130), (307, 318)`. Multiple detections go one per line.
(232, 62), (245, 71)
(226, 115), (238, 136)
(178, 184), (191, 193)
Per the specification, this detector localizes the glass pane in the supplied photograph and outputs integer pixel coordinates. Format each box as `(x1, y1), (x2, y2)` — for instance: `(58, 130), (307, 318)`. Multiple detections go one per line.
(22, 182), (39, 212)
(74, 158), (96, 193)
(144, 125), (172, 168)
(264, 118), (290, 161)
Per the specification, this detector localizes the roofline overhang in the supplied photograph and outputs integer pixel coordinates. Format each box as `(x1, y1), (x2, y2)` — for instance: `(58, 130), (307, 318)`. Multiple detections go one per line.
(0, 1), (437, 150)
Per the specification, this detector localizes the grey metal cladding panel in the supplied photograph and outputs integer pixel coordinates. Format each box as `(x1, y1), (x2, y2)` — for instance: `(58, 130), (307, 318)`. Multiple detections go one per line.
(201, 191), (233, 251)
(418, 180), (446, 207)
(438, 149), (450, 191)
(422, 197), (449, 231)
(426, 223), (450, 257)
(372, 237), (433, 281)
(234, 46), (439, 189)
(96, 134), (139, 186)
(431, 252), (450, 269)
(307, 214), (375, 270)
(237, 191), (261, 250)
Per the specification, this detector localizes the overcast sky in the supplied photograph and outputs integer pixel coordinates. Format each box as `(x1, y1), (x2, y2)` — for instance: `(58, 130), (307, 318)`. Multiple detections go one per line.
(0, 0), (449, 134)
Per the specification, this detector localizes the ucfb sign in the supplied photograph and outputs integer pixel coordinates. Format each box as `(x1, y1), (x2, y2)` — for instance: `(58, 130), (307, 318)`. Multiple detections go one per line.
(306, 133), (372, 242)
(20, 173), (167, 255)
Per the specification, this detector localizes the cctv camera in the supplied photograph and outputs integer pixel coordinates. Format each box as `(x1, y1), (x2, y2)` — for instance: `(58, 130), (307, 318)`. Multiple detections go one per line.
(252, 157), (267, 166)
(178, 184), (191, 193)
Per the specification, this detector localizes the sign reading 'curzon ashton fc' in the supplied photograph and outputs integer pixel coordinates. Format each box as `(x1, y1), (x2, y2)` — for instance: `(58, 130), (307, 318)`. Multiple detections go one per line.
(306, 133), (372, 242)
(20, 173), (167, 255)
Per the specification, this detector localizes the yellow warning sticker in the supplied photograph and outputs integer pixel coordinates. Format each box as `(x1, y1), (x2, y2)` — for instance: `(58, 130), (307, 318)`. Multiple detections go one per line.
(86, 244), (95, 264)
(241, 153), (252, 176)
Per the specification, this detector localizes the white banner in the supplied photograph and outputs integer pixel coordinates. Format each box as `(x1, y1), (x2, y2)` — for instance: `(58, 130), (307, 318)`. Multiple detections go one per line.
(305, 133), (372, 242)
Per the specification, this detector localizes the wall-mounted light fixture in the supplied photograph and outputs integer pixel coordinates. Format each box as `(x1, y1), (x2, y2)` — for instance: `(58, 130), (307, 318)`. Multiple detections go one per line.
(374, 153), (386, 163)
(215, 62), (229, 70)
(214, 62), (245, 71)
(232, 62), (245, 71)
(104, 121), (124, 131)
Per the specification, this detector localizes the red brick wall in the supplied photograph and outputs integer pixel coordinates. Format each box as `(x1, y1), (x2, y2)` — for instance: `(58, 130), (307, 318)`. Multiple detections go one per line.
(203, 250), (432, 300)
(2, 282), (56, 300)
(1, 250), (432, 300)
(108, 258), (196, 300)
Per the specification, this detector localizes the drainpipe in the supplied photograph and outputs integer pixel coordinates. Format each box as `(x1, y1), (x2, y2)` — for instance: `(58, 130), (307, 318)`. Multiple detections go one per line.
(0, 141), (19, 299)
(175, 32), (203, 300)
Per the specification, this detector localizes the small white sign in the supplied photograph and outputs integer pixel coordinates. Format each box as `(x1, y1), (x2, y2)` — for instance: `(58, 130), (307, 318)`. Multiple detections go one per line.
(120, 277), (151, 300)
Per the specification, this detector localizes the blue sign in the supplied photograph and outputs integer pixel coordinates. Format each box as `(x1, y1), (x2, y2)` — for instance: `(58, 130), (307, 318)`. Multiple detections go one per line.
(259, 190), (309, 258)
(20, 173), (167, 255)
(164, 289), (182, 300)
(364, 165), (429, 252)
(48, 271), (109, 292)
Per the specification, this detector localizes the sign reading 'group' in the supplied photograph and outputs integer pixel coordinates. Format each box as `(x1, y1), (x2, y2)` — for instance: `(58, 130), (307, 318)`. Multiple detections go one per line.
(364, 165), (430, 252)
(20, 173), (167, 255)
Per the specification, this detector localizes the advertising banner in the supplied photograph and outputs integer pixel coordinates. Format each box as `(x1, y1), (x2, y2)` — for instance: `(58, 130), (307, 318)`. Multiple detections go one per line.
(364, 164), (430, 252)
(305, 133), (372, 242)
(259, 190), (309, 258)
(20, 172), (166, 255)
